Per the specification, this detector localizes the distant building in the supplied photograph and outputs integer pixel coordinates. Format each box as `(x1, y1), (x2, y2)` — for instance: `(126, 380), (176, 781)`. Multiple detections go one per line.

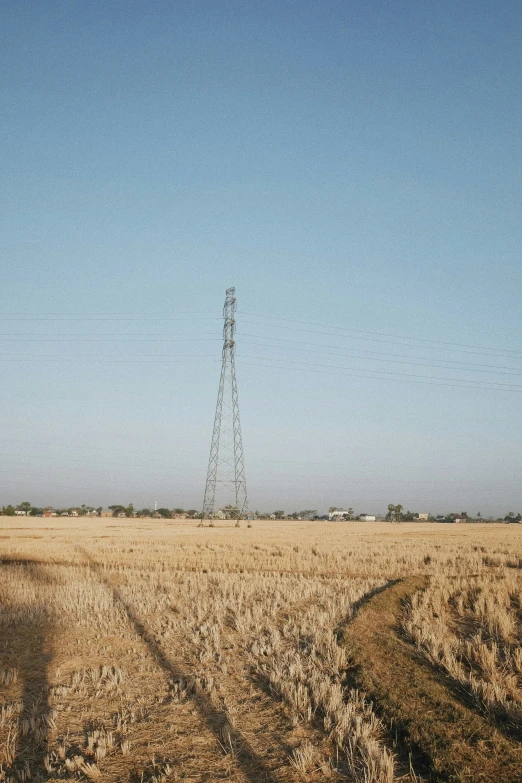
(413, 513), (429, 521)
(100, 510), (112, 518)
(14, 510), (26, 516)
(329, 509), (351, 521)
(358, 514), (376, 522)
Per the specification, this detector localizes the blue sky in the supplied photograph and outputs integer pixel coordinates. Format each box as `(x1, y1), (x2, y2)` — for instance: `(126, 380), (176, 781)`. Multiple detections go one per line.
(1, 1), (521, 515)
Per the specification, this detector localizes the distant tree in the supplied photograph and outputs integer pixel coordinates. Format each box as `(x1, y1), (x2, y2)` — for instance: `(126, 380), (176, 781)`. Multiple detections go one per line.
(173, 508), (185, 514)
(273, 510), (285, 519)
(19, 501), (32, 513)
(347, 508), (354, 519)
(125, 503), (134, 518)
(3, 505), (15, 516)
(30, 507), (43, 516)
(96, 507), (102, 515)
(109, 504), (125, 517)
(387, 503), (395, 521)
(156, 508), (171, 518)
(477, 512), (482, 520)
(395, 504), (403, 522)
(137, 508), (151, 517)
(186, 510), (197, 517)
(329, 507), (337, 514)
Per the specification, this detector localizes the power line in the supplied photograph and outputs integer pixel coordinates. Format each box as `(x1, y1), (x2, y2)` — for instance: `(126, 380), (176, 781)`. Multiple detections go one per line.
(0, 316), (221, 322)
(238, 310), (522, 356)
(241, 319), (522, 360)
(0, 356), (219, 363)
(239, 353), (522, 388)
(236, 357), (522, 393)
(238, 333), (522, 372)
(1, 329), (521, 376)
(0, 336), (221, 342)
(240, 340), (522, 378)
(241, 320), (522, 360)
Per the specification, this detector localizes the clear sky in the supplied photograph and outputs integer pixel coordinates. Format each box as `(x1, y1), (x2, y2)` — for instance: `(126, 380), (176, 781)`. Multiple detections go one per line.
(1, 1), (521, 516)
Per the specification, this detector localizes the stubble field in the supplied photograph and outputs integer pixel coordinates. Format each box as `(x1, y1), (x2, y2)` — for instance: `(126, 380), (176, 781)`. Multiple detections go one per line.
(1, 517), (521, 783)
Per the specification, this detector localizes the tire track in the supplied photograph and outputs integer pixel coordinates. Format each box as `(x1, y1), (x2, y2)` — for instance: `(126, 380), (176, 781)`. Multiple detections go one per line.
(342, 576), (522, 783)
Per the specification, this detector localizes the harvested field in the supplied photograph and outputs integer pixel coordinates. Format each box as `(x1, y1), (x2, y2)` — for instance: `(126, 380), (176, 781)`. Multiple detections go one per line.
(1, 518), (522, 783)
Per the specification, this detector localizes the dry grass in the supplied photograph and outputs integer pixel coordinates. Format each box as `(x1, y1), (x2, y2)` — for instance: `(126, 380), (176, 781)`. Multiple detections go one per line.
(1, 516), (522, 782)
(403, 567), (522, 732)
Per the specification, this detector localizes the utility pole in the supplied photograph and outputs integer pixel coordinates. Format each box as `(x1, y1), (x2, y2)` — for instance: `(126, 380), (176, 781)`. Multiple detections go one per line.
(201, 287), (248, 525)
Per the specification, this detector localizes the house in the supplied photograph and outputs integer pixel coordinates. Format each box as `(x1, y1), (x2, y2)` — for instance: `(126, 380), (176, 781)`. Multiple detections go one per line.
(358, 514), (376, 522)
(329, 509), (351, 521)
(413, 512), (429, 521)
(100, 510), (112, 518)
(14, 510), (26, 516)
(435, 516), (460, 523)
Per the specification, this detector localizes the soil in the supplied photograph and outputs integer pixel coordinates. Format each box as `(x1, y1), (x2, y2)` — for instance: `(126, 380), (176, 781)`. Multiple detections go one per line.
(342, 576), (522, 782)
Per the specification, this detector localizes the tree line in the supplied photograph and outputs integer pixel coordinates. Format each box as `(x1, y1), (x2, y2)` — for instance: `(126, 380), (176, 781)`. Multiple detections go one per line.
(0, 502), (198, 518)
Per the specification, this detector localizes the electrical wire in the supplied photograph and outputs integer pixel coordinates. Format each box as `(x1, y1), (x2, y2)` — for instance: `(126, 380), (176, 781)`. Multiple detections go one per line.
(239, 340), (522, 378)
(0, 336), (221, 342)
(237, 353), (522, 387)
(0, 356), (220, 363)
(240, 320), (522, 360)
(236, 357), (522, 392)
(238, 310), (522, 356)
(237, 333), (522, 372)
(0, 316), (221, 322)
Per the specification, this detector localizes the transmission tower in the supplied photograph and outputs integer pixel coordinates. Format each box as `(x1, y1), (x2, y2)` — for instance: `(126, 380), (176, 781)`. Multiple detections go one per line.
(201, 288), (249, 524)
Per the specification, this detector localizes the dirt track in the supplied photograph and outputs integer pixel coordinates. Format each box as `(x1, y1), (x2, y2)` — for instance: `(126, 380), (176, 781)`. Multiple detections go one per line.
(342, 576), (522, 782)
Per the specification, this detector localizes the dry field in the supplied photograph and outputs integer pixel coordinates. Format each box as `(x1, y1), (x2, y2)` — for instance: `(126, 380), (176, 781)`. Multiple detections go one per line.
(1, 517), (522, 783)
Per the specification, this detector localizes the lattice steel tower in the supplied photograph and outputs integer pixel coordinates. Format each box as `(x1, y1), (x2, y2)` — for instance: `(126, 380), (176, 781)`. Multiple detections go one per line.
(201, 287), (248, 523)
